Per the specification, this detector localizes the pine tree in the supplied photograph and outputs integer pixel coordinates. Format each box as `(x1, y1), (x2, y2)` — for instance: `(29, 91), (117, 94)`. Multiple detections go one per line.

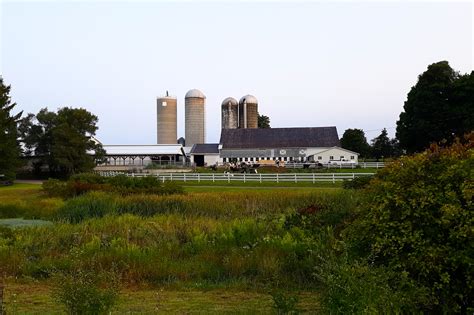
(0, 77), (22, 181)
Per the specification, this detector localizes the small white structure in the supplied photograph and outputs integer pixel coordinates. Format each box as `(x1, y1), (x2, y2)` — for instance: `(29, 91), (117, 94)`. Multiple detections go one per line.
(189, 144), (220, 167)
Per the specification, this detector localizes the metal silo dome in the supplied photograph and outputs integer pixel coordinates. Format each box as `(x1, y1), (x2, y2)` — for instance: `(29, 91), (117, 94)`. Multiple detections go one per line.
(221, 97), (238, 106)
(185, 89), (206, 99)
(239, 95), (258, 105)
(221, 97), (238, 129)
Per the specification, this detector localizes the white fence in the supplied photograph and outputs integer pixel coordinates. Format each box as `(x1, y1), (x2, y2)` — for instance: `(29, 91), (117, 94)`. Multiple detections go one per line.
(98, 172), (375, 184)
(284, 162), (386, 169)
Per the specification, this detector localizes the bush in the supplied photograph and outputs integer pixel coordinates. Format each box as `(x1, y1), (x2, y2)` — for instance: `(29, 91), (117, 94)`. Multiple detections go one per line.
(56, 192), (118, 223)
(42, 179), (73, 198)
(342, 176), (373, 190)
(42, 174), (184, 199)
(0, 203), (25, 218)
(271, 291), (300, 314)
(347, 134), (474, 312)
(52, 267), (120, 315)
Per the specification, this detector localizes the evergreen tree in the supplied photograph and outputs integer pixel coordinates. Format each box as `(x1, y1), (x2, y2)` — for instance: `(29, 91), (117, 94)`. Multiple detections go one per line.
(258, 114), (271, 128)
(0, 78), (22, 181)
(371, 128), (392, 160)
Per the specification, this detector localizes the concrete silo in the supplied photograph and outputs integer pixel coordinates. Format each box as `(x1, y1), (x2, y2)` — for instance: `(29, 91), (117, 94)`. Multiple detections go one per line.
(185, 89), (206, 147)
(239, 95), (258, 129)
(156, 93), (177, 144)
(221, 97), (238, 129)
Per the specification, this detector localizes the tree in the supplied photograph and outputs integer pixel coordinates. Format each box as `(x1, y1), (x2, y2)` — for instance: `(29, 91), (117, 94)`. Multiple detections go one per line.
(340, 129), (370, 158)
(396, 61), (474, 153)
(19, 107), (104, 177)
(371, 128), (392, 160)
(0, 77), (22, 181)
(258, 114), (271, 128)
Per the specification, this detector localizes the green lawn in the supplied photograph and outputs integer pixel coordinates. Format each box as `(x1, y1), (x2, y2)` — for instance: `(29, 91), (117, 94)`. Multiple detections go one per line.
(3, 280), (319, 314)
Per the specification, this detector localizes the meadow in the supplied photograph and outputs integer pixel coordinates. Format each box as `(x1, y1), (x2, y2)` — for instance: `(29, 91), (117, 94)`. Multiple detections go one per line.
(0, 181), (355, 313)
(2, 136), (471, 315)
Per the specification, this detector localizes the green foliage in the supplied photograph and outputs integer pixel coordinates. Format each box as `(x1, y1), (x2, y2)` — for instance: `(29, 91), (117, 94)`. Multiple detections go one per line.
(42, 174), (184, 198)
(340, 128), (370, 158)
(342, 175), (373, 190)
(0, 77), (22, 181)
(258, 114), (271, 128)
(56, 192), (118, 223)
(52, 267), (120, 315)
(270, 291), (300, 314)
(315, 253), (428, 314)
(348, 134), (474, 312)
(18, 107), (104, 177)
(370, 128), (401, 159)
(396, 61), (474, 153)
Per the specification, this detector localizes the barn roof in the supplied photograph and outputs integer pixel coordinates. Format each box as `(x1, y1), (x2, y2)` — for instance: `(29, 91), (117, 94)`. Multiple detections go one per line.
(190, 143), (220, 154)
(219, 127), (340, 149)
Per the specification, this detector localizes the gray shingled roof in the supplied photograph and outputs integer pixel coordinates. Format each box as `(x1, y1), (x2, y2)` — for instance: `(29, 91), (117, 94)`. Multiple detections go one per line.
(219, 127), (340, 149)
(190, 143), (220, 154)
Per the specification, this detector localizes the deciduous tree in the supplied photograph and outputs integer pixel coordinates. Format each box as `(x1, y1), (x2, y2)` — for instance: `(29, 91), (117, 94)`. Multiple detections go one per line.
(396, 61), (474, 153)
(340, 129), (370, 158)
(19, 107), (104, 177)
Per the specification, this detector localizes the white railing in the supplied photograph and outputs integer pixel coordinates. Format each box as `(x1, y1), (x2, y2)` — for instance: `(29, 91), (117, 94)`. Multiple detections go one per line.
(98, 172), (374, 184)
(284, 162), (386, 169)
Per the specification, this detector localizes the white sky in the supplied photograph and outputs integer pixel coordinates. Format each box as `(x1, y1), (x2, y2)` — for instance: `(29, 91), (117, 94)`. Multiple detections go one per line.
(1, 1), (472, 144)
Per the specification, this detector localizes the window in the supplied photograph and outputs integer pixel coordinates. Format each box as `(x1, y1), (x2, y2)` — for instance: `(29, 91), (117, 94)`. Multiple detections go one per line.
(318, 156), (322, 160)
(340, 156), (344, 159)
(223, 158), (226, 163)
(239, 158), (242, 162)
(250, 157), (254, 161)
(290, 157), (294, 161)
(244, 157), (248, 162)
(350, 156), (355, 160)
(284, 157), (287, 161)
(329, 156), (334, 160)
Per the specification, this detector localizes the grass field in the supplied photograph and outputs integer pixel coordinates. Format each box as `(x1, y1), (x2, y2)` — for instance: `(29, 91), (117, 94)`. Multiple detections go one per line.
(0, 182), (349, 313)
(3, 280), (319, 314)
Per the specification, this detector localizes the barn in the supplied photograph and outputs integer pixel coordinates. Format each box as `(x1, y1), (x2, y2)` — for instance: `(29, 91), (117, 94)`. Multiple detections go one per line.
(218, 127), (358, 164)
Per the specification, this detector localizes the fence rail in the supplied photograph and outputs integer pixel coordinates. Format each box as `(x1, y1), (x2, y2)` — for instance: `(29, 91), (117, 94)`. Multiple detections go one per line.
(284, 162), (386, 169)
(98, 172), (375, 184)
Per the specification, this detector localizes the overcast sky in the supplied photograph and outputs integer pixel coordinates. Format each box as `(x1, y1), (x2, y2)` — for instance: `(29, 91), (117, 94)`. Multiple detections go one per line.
(1, 1), (472, 144)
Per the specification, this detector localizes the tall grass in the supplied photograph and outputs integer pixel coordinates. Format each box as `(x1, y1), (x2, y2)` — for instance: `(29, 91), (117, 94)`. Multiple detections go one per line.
(0, 189), (360, 288)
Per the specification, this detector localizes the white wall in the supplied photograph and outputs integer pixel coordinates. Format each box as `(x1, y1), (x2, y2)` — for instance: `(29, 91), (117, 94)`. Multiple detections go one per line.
(308, 147), (358, 163)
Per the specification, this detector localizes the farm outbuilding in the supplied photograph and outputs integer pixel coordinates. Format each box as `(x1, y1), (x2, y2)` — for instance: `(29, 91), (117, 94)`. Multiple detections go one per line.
(189, 143), (220, 167)
(218, 127), (358, 164)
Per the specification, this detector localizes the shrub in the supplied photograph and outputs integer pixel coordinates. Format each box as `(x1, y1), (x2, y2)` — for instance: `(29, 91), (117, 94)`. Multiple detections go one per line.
(56, 192), (118, 223)
(0, 203), (25, 218)
(52, 267), (120, 315)
(69, 173), (105, 184)
(347, 134), (474, 312)
(42, 179), (73, 198)
(271, 291), (300, 314)
(342, 175), (373, 190)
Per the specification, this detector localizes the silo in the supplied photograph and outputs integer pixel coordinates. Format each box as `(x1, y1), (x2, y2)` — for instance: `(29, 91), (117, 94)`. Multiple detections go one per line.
(156, 93), (177, 144)
(221, 97), (238, 129)
(185, 89), (206, 147)
(239, 95), (258, 129)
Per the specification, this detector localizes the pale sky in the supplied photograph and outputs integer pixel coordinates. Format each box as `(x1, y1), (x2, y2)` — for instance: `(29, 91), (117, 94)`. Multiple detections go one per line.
(1, 1), (472, 144)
